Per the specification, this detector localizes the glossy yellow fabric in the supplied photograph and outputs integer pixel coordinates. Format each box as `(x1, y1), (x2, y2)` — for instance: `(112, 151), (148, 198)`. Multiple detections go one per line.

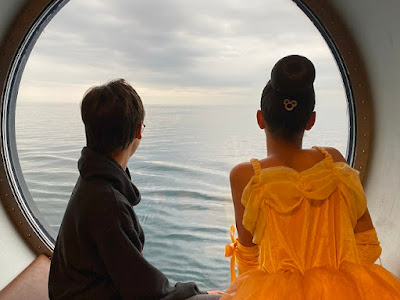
(355, 228), (382, 265)
(222, 147), (400, 299)
(225, 226), (260, 281)
(235, 240), (259, 276)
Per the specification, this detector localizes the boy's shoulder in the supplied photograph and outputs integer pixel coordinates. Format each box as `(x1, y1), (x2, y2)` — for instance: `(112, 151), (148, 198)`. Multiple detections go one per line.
(74, 178), (116, 204)
(69, 178), (128, 222)
(67, 178), (139, 238)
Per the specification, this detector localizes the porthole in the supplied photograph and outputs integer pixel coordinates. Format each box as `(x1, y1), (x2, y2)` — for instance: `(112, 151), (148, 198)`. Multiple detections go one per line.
(0, 0), (373, 291)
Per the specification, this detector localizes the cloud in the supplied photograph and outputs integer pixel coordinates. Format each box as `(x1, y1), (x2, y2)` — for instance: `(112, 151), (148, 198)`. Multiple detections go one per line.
(18, 0), (346, 107)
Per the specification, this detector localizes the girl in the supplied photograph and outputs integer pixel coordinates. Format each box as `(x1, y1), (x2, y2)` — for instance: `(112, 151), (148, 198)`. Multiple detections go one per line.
(222, 55), (400, 299)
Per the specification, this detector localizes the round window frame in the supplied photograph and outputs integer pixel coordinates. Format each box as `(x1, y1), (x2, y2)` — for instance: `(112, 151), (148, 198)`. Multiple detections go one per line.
(0, 0), (373, 257)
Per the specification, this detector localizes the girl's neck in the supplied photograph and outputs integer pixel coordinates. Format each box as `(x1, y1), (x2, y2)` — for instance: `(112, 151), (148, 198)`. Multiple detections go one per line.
(266, 131), (304, 157)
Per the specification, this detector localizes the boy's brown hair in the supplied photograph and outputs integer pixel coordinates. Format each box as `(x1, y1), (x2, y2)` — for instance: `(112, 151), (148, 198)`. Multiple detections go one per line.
(81, 79), (145, 155)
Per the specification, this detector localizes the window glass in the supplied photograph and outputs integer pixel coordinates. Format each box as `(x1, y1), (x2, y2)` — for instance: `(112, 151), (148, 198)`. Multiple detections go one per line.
(15, 0), (349, 290)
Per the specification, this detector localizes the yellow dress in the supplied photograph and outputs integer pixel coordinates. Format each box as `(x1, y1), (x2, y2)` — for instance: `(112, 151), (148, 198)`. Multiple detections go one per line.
(223, 147), (400, 299)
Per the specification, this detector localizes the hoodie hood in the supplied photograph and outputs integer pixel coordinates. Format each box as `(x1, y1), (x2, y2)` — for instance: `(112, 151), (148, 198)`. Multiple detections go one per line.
(78, 147), (141, 206)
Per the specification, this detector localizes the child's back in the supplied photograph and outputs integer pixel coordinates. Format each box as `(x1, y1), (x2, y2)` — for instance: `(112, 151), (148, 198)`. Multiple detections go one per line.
(222, 56), (400, 299)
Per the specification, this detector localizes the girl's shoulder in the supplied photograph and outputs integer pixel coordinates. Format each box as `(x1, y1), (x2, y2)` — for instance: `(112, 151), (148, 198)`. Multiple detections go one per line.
(230, 157), (279, 187)
(321, 146), (347, 163)
(230, 157), (280, 177)
(229, 147), (347, 190)
(230, 161), (254, 187)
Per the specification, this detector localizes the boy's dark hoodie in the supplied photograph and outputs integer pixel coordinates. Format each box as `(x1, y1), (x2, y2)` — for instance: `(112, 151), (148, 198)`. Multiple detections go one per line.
(49, 147), (204, 299)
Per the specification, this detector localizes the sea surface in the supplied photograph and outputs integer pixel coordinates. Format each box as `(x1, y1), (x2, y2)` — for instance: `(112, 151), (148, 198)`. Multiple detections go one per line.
(15, 102), (348, 290)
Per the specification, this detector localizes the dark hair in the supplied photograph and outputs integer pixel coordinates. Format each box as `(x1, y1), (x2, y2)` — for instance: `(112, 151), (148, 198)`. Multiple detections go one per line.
(261, 55), (316, 139)
(81, 79), (145, 155)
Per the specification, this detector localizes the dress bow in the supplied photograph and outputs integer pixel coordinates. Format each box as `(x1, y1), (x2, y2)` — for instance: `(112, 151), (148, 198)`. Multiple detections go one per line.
(224, 225), (238, 281)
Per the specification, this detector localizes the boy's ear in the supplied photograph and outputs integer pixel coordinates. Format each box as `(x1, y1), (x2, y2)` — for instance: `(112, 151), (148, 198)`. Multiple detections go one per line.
(305, 111), (316, 130)
(135, 124), (142, 139)
(257, 110), (266, 129)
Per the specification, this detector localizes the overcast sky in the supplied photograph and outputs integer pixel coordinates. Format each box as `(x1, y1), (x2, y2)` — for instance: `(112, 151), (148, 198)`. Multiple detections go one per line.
(17, 0), (347, 108)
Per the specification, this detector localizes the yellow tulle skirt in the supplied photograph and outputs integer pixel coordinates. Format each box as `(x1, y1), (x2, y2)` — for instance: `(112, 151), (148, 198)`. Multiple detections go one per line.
(221, 262), (400, 300)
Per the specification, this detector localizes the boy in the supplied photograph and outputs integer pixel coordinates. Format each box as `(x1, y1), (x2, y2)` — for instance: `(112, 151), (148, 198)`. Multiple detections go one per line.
(48, 79), (210, 299)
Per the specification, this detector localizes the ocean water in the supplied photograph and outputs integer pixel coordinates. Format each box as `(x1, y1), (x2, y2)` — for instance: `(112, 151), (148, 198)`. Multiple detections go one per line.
(15, 102), (348, 290)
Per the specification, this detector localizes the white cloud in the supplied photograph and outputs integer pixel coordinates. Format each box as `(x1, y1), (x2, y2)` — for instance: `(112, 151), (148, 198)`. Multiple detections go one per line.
(17, 0), (347, 109)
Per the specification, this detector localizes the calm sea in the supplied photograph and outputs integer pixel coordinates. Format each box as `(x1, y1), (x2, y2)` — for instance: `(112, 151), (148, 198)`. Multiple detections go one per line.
(15, 102), (348, 290)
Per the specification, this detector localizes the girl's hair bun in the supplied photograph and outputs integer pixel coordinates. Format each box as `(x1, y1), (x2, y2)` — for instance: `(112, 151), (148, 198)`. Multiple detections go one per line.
(270, 55), (315, 97)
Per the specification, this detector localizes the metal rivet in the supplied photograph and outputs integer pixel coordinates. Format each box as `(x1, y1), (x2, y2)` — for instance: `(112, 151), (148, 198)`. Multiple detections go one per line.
(358, 83), (362, 87)
(362, 150), (366, 153)
(38, 246), (41, 249)
(359, 166), (363, 170)
(19, 221), (22, 225)
(11, 208), (15, 211)
(363, 116), (367, 120)
(363, 133), (367, 137)
(28, 234), (31, 237)
(5, 194), (7, 197)
(361, 100), (365, 104)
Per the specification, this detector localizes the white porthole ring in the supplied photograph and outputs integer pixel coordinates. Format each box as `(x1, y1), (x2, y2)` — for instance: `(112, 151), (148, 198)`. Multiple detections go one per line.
(0, 0), (69, 257)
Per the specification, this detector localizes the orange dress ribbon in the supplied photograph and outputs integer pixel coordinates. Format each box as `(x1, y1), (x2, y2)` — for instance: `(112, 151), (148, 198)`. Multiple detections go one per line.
(224, 225), (238, 281)
(224, 225), (259, 282)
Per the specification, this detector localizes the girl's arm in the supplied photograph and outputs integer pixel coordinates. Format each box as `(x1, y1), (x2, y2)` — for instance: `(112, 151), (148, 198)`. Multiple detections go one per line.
(354, 209), (374, 233)
(324, 147), (375, 233)
(354, 210), (381, 265)
(324, 147), (380, 263)
(230, 163), (256, 247)
(227, 163), (260, 277)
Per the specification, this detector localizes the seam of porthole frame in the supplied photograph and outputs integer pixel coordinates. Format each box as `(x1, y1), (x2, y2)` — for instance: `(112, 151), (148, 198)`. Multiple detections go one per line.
(0, 0), (373, 257)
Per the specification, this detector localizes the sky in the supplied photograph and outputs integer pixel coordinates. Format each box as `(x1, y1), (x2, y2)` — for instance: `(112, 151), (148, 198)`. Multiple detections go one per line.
(17, 0), (347, 108)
